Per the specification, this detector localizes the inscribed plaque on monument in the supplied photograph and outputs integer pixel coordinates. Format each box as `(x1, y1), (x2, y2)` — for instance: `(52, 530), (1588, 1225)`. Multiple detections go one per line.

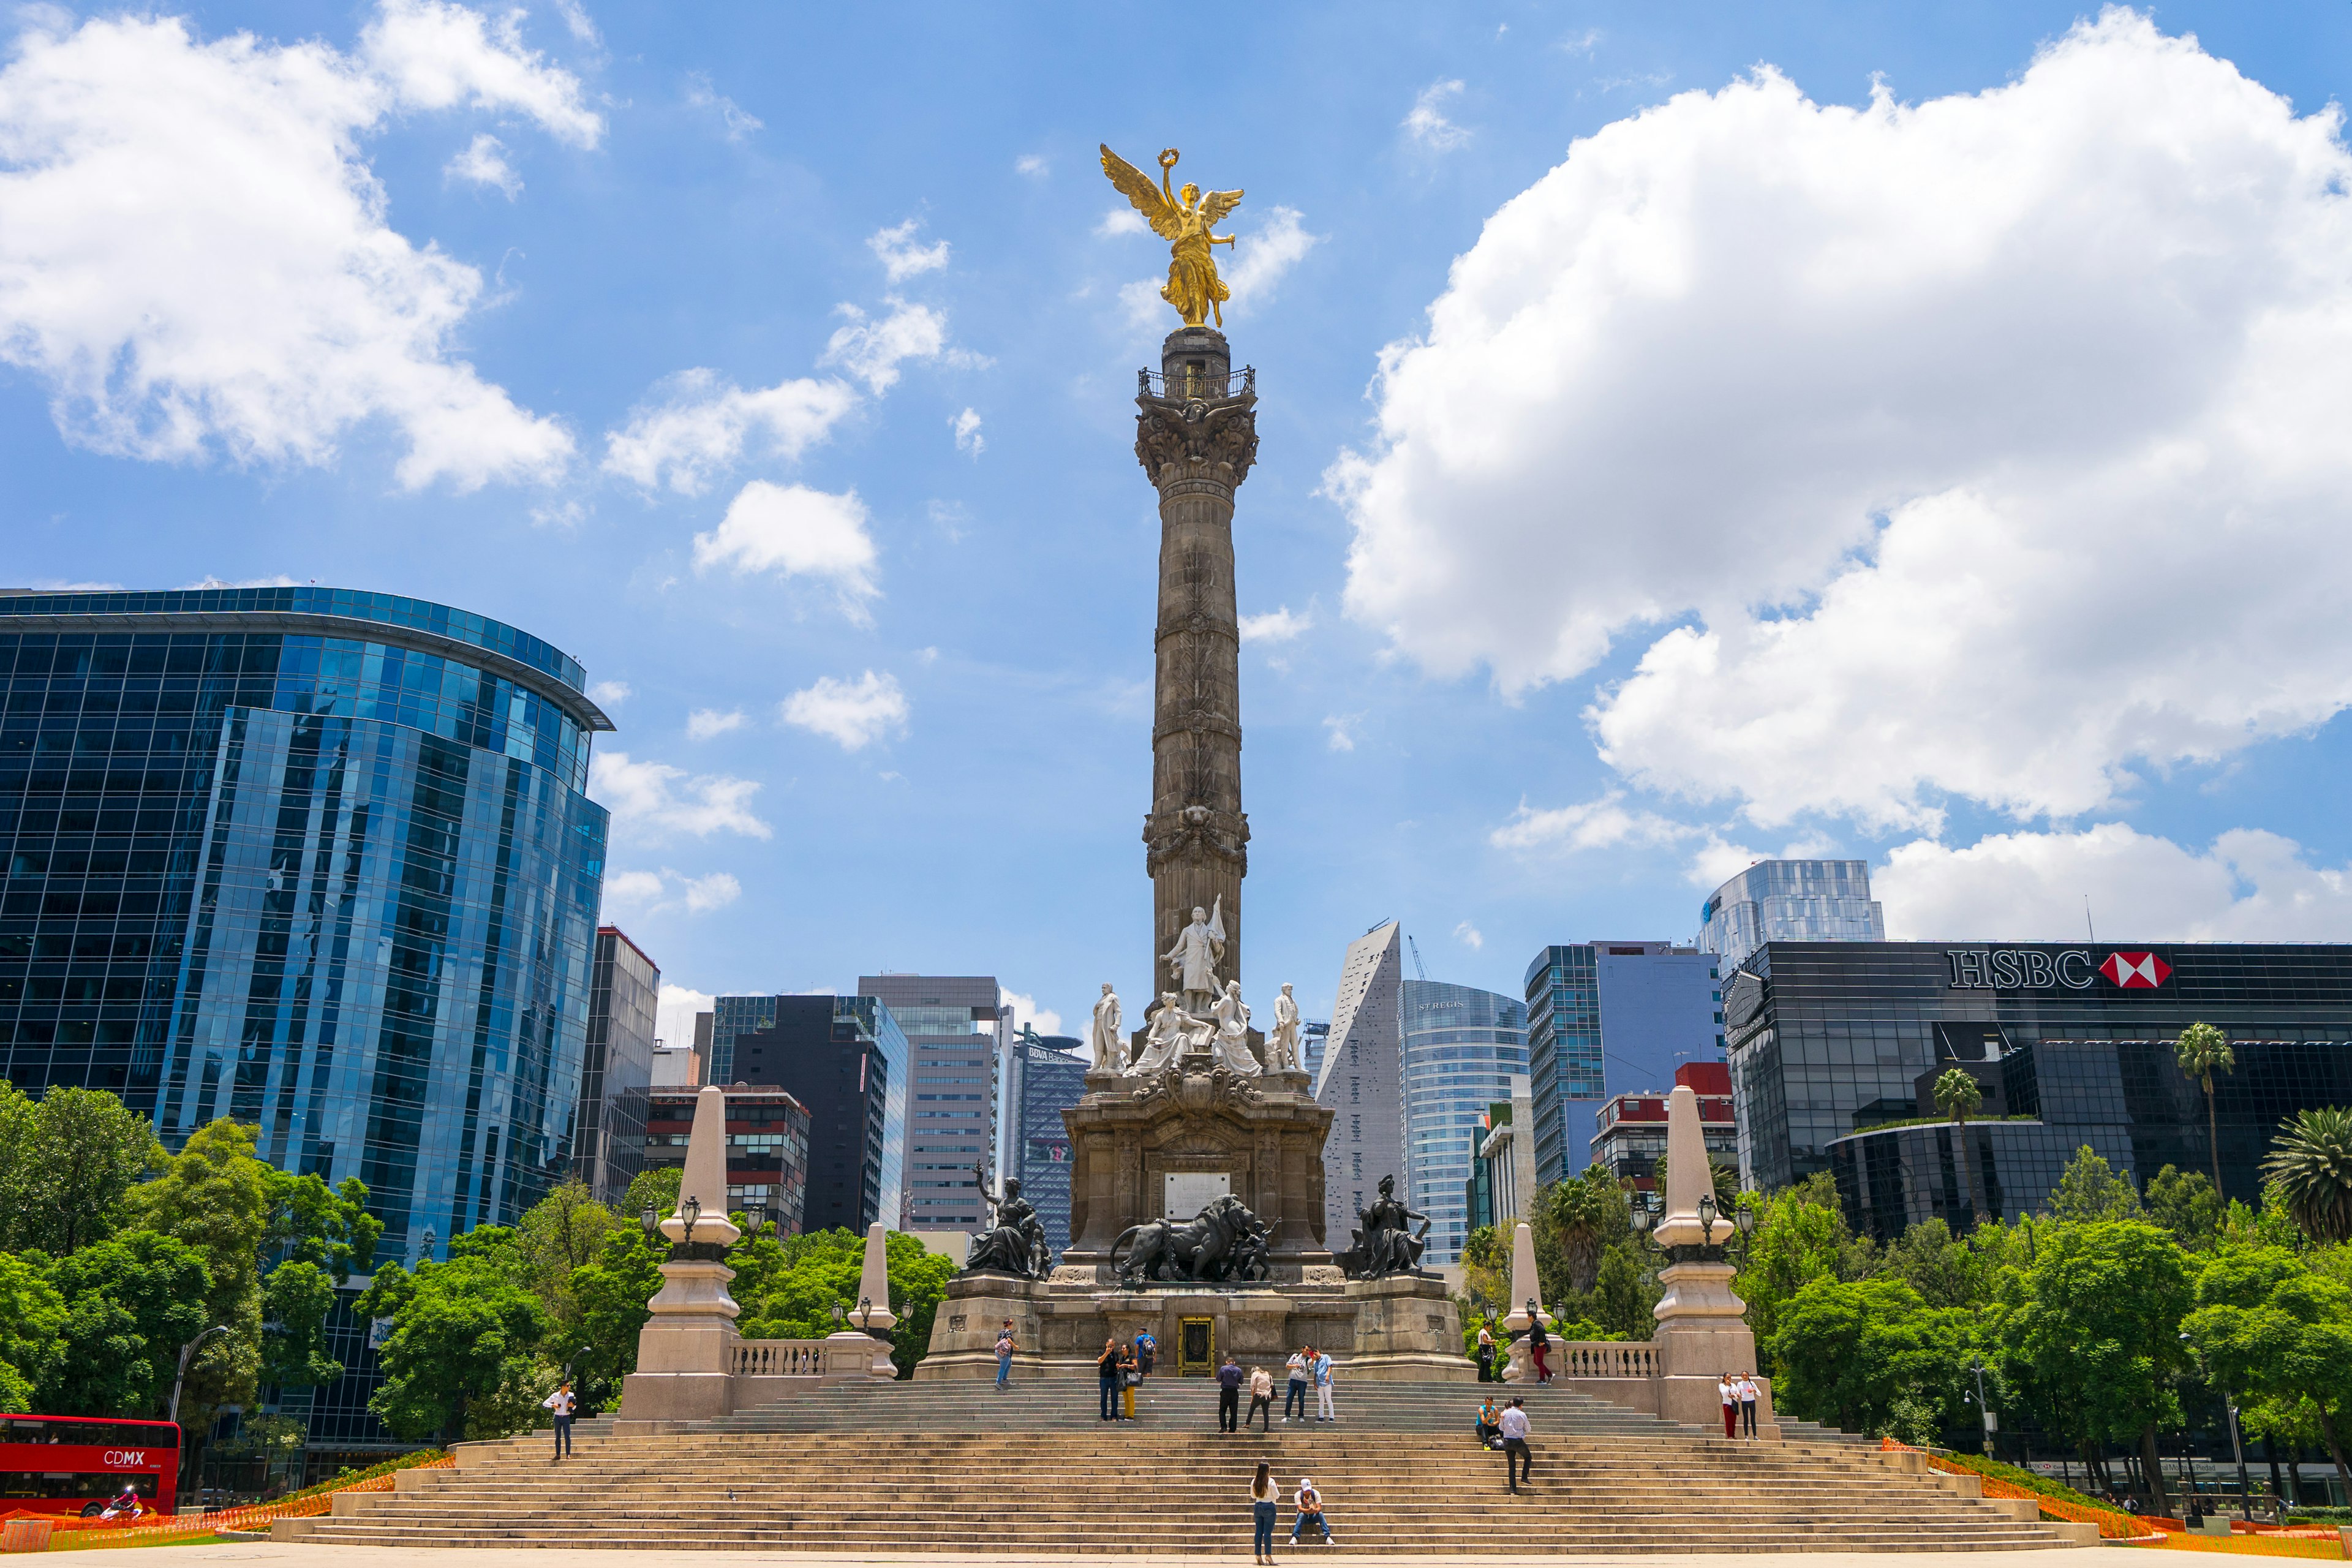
(1164, 1171), (1230, 1219)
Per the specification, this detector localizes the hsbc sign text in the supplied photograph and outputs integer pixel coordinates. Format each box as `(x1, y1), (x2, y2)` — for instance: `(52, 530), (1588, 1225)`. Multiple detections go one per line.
(1945, 950), (2173, 992)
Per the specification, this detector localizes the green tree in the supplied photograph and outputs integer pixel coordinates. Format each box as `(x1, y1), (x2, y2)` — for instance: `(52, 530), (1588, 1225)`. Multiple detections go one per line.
(2185, 1243), (2352, 1499)
(2051, 1146), (2143, 1222)
(1, 1087), (165, 1254)
(120, 1120), (272, 1441)
(2176, 1023), (2237, 1199)
(265, 1171), (381, 1282)
(567, 1222), (667, 1411)
(2007, 1220), (2192, 1513)
(1539, 1166), (1622, 1297)
(2265, 1108), (2352, 1246)
(1876, 1217), (1984, 1308)
(356, 1253), (548, 1441)
(2146, 1166), (2225, 1251)
(624, 1165), (681, 1224)
(1770, 1276), (1977, 1435)
(1586, 1237), (1660, 1339)
(0, 1253), (69, 1414)
(1934, 1068), (1986, 1226)
(1733, 1174), (1864, 1360)
(40, 1229), (213, 1417)
(734, 1229), (956, 1379)
(259, 1261), (344, 1393)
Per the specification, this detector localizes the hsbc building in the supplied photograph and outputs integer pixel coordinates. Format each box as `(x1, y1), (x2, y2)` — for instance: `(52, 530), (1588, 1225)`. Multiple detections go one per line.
(1719, 941), (2352, 1235)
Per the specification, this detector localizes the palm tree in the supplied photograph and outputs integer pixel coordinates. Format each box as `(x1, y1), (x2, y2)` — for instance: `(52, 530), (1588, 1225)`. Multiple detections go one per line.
(2264, 1107), (2352, 1245)
(1549, 1168), (1615, 1295)
(2175, 1022), (2237, 1199)
(1934, 1067), (1985, 1228)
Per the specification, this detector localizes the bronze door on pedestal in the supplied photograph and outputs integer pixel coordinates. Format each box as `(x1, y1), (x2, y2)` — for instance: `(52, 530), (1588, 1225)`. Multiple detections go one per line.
(1178, 1316), (1215, 1374)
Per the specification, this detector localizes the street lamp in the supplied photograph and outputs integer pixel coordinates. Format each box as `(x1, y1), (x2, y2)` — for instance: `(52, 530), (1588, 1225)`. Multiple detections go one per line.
(680, 1195), (701, 1245)
(1970, 1356), (1998, 1456)
(829, 1300), (846, 1329)
(1632, 1193), (1657, 1241)
(1697, 1193), (1719, 1245)
(168, 1325), (231, 1425)
(856, 1297), (875, 1332)
(2182, 1330), (2253, 1521)
(639, 1202), (660, 1240)
(1735, 1200), (1757, 1238)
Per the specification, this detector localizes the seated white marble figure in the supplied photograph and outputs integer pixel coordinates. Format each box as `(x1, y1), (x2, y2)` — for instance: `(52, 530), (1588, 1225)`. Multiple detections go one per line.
(1210, 981), (1261, 1074)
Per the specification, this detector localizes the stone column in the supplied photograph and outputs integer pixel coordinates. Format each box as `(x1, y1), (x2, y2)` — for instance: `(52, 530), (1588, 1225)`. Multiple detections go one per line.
(824, 1221), (899, 1381)
(619, 1084), (744, 1422)
(1650, 1082), (1774, 1433)
(1500, 1219), (1551, 1384)
(1136, 328), (1257, 1000)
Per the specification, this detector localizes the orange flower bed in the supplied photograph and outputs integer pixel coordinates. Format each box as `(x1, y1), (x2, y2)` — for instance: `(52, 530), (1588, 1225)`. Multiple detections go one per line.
(21, 1455), (456, 1547)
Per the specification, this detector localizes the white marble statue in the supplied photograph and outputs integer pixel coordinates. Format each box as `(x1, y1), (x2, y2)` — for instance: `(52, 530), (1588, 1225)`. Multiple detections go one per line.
(1265, 982), (1302, 1072)
(1162, 896), (1226, 1016)
(1210, 980), (1261, 1074)
(1090, 982), (1125, 1071)
(1132, 992), (1189, 1074)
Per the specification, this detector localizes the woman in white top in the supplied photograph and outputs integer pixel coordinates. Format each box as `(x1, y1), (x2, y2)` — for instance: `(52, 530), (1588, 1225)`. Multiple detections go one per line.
(1246, 1365), (1275, 1431)
(1251, 1462), (1278, 1563)
(1717, 1373), (1737, 1439)
(1476, 1322), (1496, 1381)
(1735, 1373), (1760, 1438)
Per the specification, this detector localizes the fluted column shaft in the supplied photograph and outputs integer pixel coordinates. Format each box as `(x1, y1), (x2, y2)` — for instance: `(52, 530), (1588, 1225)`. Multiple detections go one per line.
(1135, 326), (1257, 1004)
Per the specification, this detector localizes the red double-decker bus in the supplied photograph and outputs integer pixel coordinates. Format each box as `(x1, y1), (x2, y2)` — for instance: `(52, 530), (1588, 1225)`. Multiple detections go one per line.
(0, 1415), (180, 1517)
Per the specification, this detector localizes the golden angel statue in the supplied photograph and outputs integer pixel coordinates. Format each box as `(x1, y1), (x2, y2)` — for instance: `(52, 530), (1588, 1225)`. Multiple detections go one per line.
(1099, 144), (1243, 328)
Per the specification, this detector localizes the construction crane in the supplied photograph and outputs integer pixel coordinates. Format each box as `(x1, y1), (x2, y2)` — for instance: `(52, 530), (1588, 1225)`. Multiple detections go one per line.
(1407, 933), (1430, 982)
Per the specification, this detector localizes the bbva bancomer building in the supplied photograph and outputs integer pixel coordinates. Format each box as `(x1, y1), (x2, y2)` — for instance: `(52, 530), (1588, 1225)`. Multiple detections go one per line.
(1722, 941), (2352, 1238)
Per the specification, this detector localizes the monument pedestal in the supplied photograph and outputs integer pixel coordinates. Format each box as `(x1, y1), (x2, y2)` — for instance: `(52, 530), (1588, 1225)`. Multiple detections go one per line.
(620, 1256), (742, 1422)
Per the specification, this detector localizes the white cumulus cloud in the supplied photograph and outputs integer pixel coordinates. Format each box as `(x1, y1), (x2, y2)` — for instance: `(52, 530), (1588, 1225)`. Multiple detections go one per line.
(1015, 154), (1047, 178)
(867, 218), (949, 282)
(1337, 10), (2352, 835)
(691, 481), (878, 617)
(685, 72), (761, 141)
(1238, 606), (1311, 644)
(1225, 207), (1319, 317)
(780, 670), (907, 752)
(685, 707), (745, 740)
(821, 300), (951, 394)
(655, 983), (715, 1052)
(0, 1), (592, 489)
(1097, 206), (1150, 238)
(1490, 791), (1695, 854)
(1453, 921), (1484, 950)
(587, 679), (630, 706)
(602, 370), (857, 496)
(1403, 78), (1470, 150)
(1002, 989), (1065, 1039)
(589, 750), (771, 841)
(950, 406), (983, 457)
(1877, 825), (2352, 943)
(444, 131), (518, 195)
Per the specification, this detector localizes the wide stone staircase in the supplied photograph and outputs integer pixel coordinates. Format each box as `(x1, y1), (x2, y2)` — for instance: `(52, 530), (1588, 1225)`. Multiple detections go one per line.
(282, 1377), (2089, 1553)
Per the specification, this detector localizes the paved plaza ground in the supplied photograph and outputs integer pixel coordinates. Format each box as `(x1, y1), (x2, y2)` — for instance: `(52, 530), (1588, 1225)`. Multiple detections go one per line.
(62, 1548), (2166, 1566)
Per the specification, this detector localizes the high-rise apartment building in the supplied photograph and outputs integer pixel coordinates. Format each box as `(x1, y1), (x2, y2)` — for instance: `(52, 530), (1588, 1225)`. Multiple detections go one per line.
(1316, 921), (1405, 1244)
(1400, 978), (1527, 1264)
(0, 587), (611, 1262)
(1525, 941), (1722, 1183)
(1700, 859), (1885, 973)
(715, 994), (907, 1232)
(575, 927), (658, 1205)
(1005, 1028), (1087, 1258)
(858, 974), (1006, 1232)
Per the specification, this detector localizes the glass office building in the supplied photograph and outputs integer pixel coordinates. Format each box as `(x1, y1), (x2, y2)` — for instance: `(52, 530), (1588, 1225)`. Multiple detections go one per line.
(857, 974), (1005, 1231)
(1728, 941), (2352, 1212)
(575, 927), (658, 1205)
(1524, 942), (1720, 1183)
(714, 993), (907, 1232)
(1005, 1029), (1087, 1257)
(1700, 859), (1884, 973)
(0, 587), (611, 1261)
(1400, 978), (1527, 1264)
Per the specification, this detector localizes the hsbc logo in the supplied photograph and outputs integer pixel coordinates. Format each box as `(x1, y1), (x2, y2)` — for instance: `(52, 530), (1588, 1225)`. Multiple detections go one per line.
(1946, 949), (2173, 992)
(2101, 951), (2172, 989)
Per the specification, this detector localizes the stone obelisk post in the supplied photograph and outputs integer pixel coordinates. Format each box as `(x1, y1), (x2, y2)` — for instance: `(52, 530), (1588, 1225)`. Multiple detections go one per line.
(1651, 1082), (1776, 1435)
(619, 1084), (742, 1422)
(1135, 326), (1257, 1001)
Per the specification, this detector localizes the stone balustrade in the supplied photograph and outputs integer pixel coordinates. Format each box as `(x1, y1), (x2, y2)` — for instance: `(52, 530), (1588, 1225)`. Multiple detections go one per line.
(1553, 1341), (1660, 1379)
(729, 1340), (843, 1378)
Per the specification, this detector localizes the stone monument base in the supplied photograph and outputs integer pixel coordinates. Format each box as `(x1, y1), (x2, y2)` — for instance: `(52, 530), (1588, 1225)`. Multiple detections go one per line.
(915, 1267), (1468, 1382)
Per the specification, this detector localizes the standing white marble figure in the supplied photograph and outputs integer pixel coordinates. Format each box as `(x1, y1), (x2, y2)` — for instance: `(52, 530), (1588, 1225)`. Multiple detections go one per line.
(1163, 896), (1226, 1016)
(1265, 983), (1302, 1072)
(1090, 983), (1125, 1071)
(1210, 980), (1260, 1074)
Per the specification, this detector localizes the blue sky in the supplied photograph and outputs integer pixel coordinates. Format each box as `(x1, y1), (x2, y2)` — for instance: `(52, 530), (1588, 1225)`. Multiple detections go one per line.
(7, 1), (2352, 1041)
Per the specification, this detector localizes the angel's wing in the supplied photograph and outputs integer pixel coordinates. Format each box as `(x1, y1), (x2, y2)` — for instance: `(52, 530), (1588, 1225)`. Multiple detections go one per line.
(1199, 187), (1245, 227)
(1100, 144), (1182, 240)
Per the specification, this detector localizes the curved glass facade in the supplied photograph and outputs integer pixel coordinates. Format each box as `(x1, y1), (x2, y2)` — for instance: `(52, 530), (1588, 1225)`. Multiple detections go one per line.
(1401, 978), (1528, 1264)
(0, 590), (609, 1261)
